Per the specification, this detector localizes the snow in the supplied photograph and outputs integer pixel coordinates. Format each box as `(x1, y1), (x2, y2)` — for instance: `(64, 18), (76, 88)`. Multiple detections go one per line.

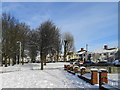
(76, 51), (86, 55)
(80, 66), (85, 69)
(82, 74), (91, 80)
(108, 73), (119, 81)
(98, 69), (108, 72)
(0, 62), (98, 88)
(90, 68), (98, 71)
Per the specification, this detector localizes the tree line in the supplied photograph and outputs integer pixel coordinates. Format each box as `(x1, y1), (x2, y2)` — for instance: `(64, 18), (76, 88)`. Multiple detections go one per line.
(1, 13), (74, 70)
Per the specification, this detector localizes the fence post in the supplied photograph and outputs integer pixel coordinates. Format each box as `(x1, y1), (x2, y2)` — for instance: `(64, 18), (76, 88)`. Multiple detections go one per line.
(99, 69), (108, 89)
(91, 68), (98, 85)
(80, 67), (86, 75)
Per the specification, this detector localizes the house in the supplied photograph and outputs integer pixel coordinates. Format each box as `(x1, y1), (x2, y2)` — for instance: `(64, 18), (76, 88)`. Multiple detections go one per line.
(76, 48), (91, 62)
(91, 45), (118, 62)
(66, 51), (77, 60)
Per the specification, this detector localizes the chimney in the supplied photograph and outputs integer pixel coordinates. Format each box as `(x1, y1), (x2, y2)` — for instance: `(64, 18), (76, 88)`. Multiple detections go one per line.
(81, 48), (84, 51)
(104, 45), (108, 50)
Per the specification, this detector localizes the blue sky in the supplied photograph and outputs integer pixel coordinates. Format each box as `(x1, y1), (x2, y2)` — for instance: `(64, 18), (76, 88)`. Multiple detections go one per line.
(2, 2), (118, 52)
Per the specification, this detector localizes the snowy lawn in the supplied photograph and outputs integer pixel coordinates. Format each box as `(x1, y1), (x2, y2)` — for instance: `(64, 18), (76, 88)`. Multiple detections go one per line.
(0, 62), (98, 88)
(108, 73), (119, 81)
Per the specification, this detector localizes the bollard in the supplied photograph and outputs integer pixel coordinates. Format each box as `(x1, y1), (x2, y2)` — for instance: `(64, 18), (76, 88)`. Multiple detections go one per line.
(70, 65), (73, 71)
(66, 65), (70, 71)
(80, 67), (86, 75)
(64, 65), (67, 70)
(74, 66), (79, 73)
(99, 69), (108, 88)
(91, 68), (98, 85)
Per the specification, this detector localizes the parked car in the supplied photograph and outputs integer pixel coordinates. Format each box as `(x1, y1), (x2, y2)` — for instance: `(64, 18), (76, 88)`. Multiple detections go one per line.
(96, 61), (112, 66)
(70, 59), (77, 62)
(112, 60), (120, 66)
(83, 61), (95, 64)
(98, 61), (108, 64)
(35, 61), (40, 63)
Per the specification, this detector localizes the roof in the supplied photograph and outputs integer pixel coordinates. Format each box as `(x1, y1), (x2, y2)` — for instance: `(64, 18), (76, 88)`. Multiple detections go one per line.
(76, 51), (86, 55)
(76, 51), (91, 55)
(92, 48), (118, 54)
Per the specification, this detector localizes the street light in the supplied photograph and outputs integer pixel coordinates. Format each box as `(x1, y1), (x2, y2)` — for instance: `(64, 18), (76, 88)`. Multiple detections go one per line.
(17, 41), (21, 64)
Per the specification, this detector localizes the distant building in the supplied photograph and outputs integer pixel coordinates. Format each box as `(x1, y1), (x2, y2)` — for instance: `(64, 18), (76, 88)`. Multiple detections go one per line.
(76, 48), (91, 62)
(66, 51), (78, 60)
(91, 45), (118, 62)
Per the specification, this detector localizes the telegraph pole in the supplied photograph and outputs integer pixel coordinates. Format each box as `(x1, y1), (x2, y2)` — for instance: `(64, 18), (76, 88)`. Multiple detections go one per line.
(86, 44), (88, 61)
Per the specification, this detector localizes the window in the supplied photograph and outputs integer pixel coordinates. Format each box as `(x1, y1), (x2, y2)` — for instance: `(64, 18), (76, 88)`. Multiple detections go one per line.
(110, 53), (114, 55)
(104, 53), (106, 56)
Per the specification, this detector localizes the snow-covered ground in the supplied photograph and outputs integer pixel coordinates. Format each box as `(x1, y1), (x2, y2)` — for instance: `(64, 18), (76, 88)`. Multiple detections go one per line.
(108, 73), (119, 81)
(0, 62), (98, 88)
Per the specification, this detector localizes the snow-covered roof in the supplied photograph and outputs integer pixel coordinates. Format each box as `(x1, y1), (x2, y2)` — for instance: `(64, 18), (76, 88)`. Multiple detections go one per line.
(80, 67), (86, 69)
(76, 51), (91, 55)
(92, 48), (118, 54)
(90, 68), (98, 71)
(76, 51), (86, 55)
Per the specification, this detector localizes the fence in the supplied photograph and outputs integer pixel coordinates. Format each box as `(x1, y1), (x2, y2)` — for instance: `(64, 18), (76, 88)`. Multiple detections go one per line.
(64, 64), (119, 89)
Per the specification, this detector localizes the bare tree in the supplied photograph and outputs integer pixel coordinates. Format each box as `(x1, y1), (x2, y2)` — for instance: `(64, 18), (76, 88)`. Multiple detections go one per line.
(38, 20), (61, 70)
(2, 13), (30, 66)
(27, 30), (39, 63)
(17, 23), (30, 65)
(2, 13), (19, 66)
(63, 32), (74, 62)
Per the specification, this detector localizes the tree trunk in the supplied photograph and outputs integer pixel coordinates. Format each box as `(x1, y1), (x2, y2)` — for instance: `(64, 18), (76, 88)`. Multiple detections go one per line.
(1, 55), (3, 66)
(5, 56), (7, 67)
(31, 57), (34, 63)
(13, 53), (16, 65)
(22, 57), (24, 65)
(40, 52), (43, 70)
(22, 45), (24, 65)
(44, 55), (46, 65)
(12, 58), (14, 66)
(17, 55), (19, 64)
(51, 56), (53, 62)
(56, 53), (59, 62)
(8, 57), (10, 66)
(64, 41), (67, 62)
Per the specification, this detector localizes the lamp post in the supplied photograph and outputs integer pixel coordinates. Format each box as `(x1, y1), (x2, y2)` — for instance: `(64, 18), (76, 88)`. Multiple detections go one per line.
(17, 41), (21, 64)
